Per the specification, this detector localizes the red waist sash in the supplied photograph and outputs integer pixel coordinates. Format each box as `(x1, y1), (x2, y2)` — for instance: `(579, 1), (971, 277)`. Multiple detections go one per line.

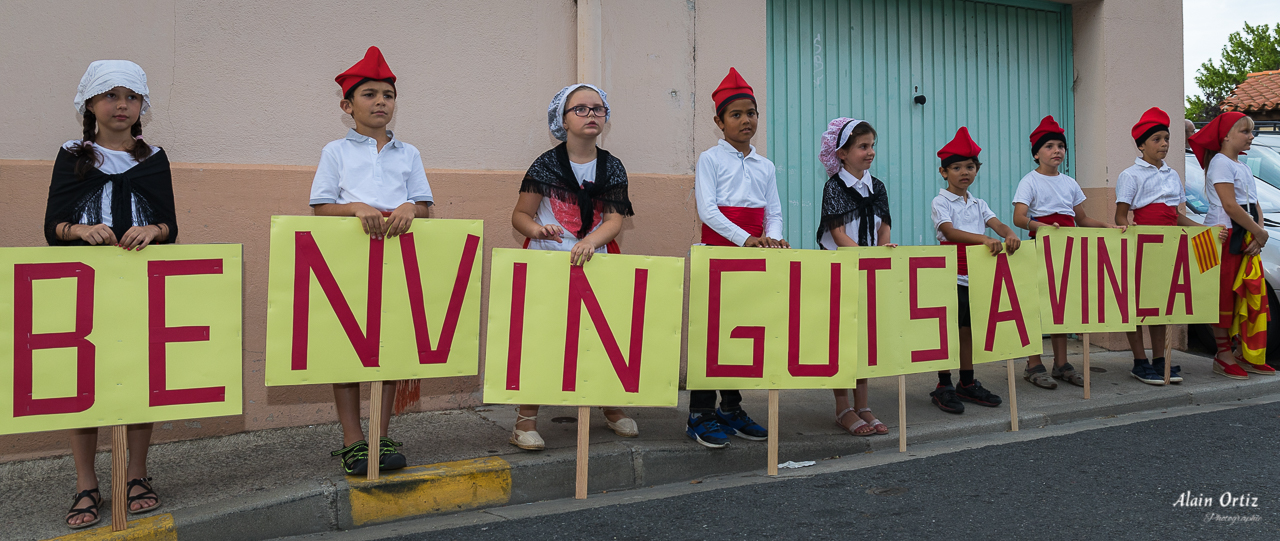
(1029, 213), (1075, 239)
(701, 206), (765, 246)
(940, 241), (980, 276)
(1131, 203), (1177, 227)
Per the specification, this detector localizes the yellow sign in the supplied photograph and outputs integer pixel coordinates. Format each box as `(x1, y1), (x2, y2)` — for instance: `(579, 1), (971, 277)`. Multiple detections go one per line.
(483, 249), (684, 406)
(0, 244), (243, 435)
(265, 216), (482, 385)
(686, 246), (859, 390)
(1034, 228), (1137, 333)
(966, 245), (1044, 363)
(848, 246), (960, 378)
(1129, 226), (1222, 325)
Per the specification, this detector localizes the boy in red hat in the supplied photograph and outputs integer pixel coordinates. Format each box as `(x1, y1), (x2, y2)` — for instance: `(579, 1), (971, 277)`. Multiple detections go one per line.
(1012, 115), (1121, 390)
(1114, 107), (1199, 385)
(309, 46), (434, 475)
(928, 127), (1020, 413)
(1190, 111), (1273, 379)
(687, 67), (785, 448)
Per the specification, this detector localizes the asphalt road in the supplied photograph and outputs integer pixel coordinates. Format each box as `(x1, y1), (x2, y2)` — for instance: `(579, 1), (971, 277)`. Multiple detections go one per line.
(292, 400), (1280, 541)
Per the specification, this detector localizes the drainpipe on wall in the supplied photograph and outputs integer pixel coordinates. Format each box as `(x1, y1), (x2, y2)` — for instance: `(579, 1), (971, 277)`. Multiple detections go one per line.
(577, 0), (602, 84)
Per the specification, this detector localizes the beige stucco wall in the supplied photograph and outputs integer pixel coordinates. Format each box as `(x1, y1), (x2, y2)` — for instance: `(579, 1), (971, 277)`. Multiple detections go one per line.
(0, 0), (1184, 460)
(1067, 0), (1187, 350)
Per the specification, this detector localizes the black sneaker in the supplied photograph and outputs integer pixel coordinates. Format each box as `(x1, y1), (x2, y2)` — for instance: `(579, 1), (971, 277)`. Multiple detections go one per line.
(930, 385), (964, 414)
(956, 380), (1003, 407)
(379, 437), (407, 471)
(715, 408), (768, 440)
(331, 440), (369, 475)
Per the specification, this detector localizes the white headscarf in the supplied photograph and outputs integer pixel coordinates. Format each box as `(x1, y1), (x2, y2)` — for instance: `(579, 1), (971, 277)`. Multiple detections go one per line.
(74, 60), (151, 116)
(547, 83), (610, 141)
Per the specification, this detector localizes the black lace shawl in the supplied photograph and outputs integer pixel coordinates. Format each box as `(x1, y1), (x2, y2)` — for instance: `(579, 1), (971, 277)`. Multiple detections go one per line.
(519, 143), (634, 239)
(816, 174), (891, 248)
(43, 147), (178, 246)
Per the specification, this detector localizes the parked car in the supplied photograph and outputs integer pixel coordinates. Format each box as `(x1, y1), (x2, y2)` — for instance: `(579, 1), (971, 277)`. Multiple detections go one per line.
(1182, 150), (1280, 359)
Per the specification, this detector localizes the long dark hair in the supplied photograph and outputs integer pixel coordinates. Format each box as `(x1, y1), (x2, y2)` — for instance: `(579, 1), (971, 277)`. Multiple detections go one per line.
(72, 107), (153, 179)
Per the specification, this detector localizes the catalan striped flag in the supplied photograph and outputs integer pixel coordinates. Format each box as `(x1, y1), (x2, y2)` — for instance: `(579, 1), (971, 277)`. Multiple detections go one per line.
(1191, 229), (1219, 274)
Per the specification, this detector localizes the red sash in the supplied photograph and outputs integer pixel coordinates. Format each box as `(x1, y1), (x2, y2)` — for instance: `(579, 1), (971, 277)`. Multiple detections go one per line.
(1029, 213), (1075, 239)
(1131, 203), (1177, 226)
(940, 242), (980, 276)
(522, 237), (620, 254)
(701, 206), (765, 246)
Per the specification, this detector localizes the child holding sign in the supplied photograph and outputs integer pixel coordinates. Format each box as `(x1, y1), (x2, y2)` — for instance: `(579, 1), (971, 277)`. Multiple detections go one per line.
(509, 83), (637, 450)
(927, 127), (1019, 413)
(1189, 111), (1274, 379)
(687, 68), (782, 448)
(1114, 107), (1198, 385)
(44, 60), (175, 528)
(310, 46), (433, 475)
(1012, 115), (1121, 390)
(816, 117), (892, 435)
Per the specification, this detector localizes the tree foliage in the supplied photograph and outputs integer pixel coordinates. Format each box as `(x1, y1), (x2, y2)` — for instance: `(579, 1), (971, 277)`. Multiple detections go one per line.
(1186, 22), (1280, 121)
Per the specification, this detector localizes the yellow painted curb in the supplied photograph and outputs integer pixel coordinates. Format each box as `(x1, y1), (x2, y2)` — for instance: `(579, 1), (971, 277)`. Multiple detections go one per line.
(48, 513), (176, 541)
(348, 456), (512, 526)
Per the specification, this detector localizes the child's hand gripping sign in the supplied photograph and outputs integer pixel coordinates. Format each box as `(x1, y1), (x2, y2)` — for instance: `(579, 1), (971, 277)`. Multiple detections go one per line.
(0, 244), (243, 435)
(265, 216), (483, 385)
(483, 249), (684, 406)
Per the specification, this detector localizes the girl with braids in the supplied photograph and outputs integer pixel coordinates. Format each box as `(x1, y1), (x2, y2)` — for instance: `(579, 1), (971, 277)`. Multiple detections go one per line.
(45, 60), (175, 528)
(816, 117), (894, 437)
(507, 84), (637, 450)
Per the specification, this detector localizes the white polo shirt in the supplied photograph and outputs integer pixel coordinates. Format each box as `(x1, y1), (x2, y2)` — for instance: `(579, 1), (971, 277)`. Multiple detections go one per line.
(1115, 157), (1184, 209)
(310, 129), (434, 213)
(818, 168), (883, 250)
(931, 188), (997, 286)
(1204, 153), (1258, 228)
(695, 140), (785, 246)
(1012, 170), (1085, 218)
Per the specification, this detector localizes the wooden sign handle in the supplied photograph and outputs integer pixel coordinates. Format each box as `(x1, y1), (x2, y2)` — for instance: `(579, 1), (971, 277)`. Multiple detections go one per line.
(1006, 359), (1019, 432)
(111, 425), (128, 531)
(898, 375), (906, 452)
(575, 406), (589, 499)
(1082, 333), (1091, 400)
(767, 390), (779, 476)
(1164, 328), (1175, 384)
(367, 382), (383, 480)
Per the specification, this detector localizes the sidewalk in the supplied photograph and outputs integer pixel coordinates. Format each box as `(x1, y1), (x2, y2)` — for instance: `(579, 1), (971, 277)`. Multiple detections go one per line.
(7, 342), (1279, 541)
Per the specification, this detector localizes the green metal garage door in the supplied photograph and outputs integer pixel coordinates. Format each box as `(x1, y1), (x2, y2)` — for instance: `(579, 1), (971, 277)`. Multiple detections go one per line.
(767, 0), (1074, 248)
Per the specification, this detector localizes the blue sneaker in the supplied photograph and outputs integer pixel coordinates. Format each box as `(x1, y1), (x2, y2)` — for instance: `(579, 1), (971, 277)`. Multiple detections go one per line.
(686, 413), (730, 448)
(716, 408), (767, 441)
(1130, 361), (1165, 386)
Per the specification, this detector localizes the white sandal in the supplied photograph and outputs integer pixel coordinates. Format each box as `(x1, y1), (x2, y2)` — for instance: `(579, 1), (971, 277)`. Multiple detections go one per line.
(858, 408), (888, 435)
(835, 407), (875, 437)
(509, 408), (545, 451)
(600, 407), (639, 437)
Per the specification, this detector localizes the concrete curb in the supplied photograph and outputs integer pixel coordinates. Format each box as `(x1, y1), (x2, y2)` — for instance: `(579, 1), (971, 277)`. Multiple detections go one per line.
(51, 377), (1280, 540)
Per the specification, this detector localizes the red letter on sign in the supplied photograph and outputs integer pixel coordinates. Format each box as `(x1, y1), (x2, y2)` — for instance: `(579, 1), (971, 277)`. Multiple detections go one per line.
(504, 263), (528, 391)
(787, 261), (841, 377)
(13, 263), (95, 417)
(1134, 234), (1164, 318)
(1166, 235), (1194, 316)
(148, 259), (226, 407)
(859, 257), (891, 367)
(399, 233), (481, 364)
(984, 253), (1031, 352)
(1042, 236), (1074, 325)
(291, 232), (383, 370)
(706, 259), (767, 378)
(909, 257), (949, 362)
(1096, 237), (1130, 324)
(562, 266), (649, 392)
